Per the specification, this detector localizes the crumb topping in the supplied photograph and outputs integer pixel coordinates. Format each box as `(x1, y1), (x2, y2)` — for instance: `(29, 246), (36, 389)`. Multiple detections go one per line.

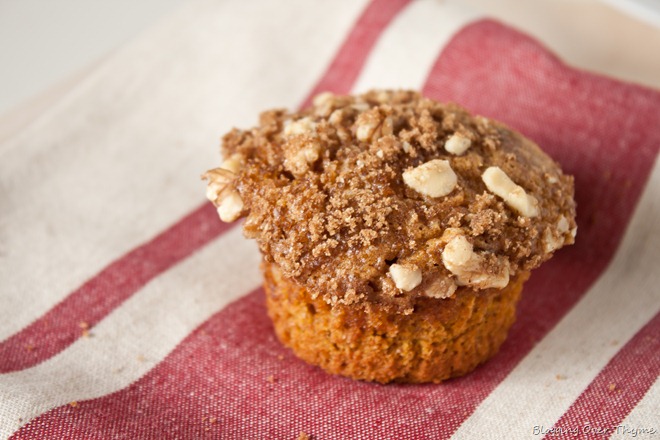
(203, 90), (576, 311)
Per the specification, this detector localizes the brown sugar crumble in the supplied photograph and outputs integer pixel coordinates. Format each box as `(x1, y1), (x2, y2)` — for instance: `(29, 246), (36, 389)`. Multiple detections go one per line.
(79, 321), (91, 338)
(204, 90), (576, 312)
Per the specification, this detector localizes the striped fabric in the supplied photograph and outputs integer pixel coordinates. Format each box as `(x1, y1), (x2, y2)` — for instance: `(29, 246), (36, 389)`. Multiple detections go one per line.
(1, 0), (658, 438)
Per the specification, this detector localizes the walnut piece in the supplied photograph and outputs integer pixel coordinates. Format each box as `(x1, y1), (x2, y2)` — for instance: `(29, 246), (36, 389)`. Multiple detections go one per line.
(217, 190), (244, 222)
(202, 168), (234, 205)
(542, 215), (571, 253)
(313, 91), (334, 107)
(284, 142), (321, 176)
(442, 230), (510, 289)
(444, 133), (472, 155)
(482, 166), (539, 217)
(202, 162), (245, 222)
(284, 117), (317, 137)
(389, 264), (422, 291)
(403, 159), (457, 198)
(424, 275), (458, 299)
(219, 153), (244, 174)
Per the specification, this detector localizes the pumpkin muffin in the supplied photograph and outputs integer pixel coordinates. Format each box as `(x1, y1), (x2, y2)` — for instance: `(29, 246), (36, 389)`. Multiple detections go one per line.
(203, 90), (576, 383)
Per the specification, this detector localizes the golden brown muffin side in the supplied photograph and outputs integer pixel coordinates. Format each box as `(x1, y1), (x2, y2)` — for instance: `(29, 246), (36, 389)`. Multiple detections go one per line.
(263, 261), (529, 384)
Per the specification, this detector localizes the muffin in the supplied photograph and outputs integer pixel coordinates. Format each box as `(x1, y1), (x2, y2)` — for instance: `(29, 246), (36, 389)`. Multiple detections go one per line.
(202, 90), (576, 383)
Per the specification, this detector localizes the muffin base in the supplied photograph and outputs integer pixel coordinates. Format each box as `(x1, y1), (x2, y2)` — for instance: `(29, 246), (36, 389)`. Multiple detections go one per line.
(263, 262), (529, 384)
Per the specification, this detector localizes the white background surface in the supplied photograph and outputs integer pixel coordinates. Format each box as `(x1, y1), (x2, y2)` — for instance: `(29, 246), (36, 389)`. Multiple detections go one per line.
(1, 0), (659, 121)
(0, 0), (185, 116)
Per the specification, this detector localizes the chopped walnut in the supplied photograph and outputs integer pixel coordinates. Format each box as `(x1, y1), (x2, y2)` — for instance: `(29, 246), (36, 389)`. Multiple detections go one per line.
(424, 275), (458, 299)
(389, 264), (422, 291)
(219, 153), (244, 174)
(217, 190), (244, 222)
(284, 140), (321, 176)
(202, 168), (235, 205)
(442, 229), (510, 289)
(355, 110), (380, 142)
(444, 133), (472, 155)
(284, 117), (317, 137)
(313, 91), (334, 107)
(482, 166), (539, 218)
(542, 215), (571, 253)
(403, 159), (457, 198)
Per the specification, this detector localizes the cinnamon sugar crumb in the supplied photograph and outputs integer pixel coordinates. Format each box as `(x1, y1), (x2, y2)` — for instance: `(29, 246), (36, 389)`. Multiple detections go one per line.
(79, 321), (91, 338)
(205, 90), (576, 311)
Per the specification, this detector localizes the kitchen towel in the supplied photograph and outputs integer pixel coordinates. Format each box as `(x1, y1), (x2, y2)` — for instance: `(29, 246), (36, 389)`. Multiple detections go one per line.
(1, 0), (658, 438)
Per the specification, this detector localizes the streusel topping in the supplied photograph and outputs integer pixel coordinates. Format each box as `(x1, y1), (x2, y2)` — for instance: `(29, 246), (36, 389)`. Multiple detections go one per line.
(203, 90), (576, 310)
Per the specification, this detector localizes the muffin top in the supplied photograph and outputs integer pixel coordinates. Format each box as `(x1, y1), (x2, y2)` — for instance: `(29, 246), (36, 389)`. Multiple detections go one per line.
(203, 90), (576, 312)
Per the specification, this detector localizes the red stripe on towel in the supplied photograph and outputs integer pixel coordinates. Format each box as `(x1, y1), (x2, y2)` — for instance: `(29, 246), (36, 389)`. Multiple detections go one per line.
(298, 0), (411, 109)
(546, 312), (660, 440)
(0, 203), (227, 373)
